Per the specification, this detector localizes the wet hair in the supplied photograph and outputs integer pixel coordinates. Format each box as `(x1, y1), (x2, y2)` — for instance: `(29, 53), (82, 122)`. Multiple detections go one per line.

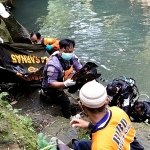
(106, 84), (117, 96)
(30, 31), (41, 40)
(59, 39), (75, 49)
(133, 101), (145, 112)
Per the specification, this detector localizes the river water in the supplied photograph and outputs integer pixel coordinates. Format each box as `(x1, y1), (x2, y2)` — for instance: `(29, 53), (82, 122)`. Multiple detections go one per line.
(12, 0), (150, 98)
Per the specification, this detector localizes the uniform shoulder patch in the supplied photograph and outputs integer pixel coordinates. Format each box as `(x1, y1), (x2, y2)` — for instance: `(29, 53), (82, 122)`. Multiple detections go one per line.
(47, 66), (55, 76)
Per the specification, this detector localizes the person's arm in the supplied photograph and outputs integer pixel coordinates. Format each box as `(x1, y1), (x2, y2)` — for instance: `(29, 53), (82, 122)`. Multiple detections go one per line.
(51, 40), (60, 50)
(72, 55), (82, 71)
(47, 65), (76, 89)
(50, 79), (76, 89)
(110, 95), (119, 106)
(50, 81), (65, 89)
(44, 38), (58, 45)
(70, 118), (90, 129)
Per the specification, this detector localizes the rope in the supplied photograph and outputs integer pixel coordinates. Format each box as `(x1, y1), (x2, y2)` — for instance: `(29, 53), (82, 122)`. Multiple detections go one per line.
(139, 94), (149, 99)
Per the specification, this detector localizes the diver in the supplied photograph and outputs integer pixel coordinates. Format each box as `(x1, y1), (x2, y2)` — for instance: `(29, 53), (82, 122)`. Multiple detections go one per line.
(130, 100), (150, 124)
(106, 76), (139, 116)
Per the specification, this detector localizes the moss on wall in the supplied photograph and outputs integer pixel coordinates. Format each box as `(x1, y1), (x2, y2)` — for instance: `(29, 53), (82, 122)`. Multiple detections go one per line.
(0, 94), (37, 150)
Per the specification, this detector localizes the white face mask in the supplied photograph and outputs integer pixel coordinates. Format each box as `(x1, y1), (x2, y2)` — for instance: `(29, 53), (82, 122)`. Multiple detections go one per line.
(61, 53), (73, 61)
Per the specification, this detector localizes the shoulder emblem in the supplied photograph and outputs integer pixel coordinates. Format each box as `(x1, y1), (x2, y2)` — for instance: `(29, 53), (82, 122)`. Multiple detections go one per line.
(47, 66), (55, 76)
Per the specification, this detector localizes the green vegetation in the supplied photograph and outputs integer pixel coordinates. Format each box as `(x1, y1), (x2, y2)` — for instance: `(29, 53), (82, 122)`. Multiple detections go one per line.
(37, 133), (57, 150)
(0, 92), (37, 150)
(77, 129), (91, 140)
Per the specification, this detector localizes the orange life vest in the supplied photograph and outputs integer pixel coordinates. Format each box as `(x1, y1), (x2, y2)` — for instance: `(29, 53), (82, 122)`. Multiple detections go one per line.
(43, 38), (60, 50)
(64, 66), (74, 81)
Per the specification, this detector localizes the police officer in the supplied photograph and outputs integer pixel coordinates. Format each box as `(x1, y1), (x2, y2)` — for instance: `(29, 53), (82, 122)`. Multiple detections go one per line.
(42, 39), (82, 118)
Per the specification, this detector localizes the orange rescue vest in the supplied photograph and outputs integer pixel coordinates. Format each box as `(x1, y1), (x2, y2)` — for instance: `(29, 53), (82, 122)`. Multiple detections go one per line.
(43, 38), (60, 50)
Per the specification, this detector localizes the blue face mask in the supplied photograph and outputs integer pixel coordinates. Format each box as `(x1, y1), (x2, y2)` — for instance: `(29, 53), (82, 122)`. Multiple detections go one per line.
(61, 53), (73, 61)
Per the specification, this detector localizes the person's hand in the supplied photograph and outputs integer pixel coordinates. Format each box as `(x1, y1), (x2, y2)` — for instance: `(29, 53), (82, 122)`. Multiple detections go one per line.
(70, 118), (89, 129)
(45, 44), (53, 51)
(64, 79), (76, 87)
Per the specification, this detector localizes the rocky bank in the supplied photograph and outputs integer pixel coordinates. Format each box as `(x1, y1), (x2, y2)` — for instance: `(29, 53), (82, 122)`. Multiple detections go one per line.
(1, 86), (150, 149)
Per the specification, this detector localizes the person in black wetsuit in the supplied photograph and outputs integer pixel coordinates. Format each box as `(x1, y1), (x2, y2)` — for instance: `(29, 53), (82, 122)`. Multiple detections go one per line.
(106, 77), (139, 116)
(130, 101), (150, 124)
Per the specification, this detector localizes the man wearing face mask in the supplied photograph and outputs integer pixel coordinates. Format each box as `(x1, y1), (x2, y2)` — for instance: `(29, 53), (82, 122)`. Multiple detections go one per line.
(42, 39), (82, 118)
(30, 31), (60, 54)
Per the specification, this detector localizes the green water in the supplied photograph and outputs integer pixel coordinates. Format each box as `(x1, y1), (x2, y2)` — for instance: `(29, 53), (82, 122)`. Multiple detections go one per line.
(12, 0), (150, 98)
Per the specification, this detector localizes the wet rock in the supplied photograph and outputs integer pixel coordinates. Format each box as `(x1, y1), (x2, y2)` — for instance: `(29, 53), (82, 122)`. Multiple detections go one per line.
(41, 116), (78, 144)
(0, 120), (10, 136)
(0, 1), (31, 43)
(5, 86), (150, 149)
(3, 15), (31, 43)
(132, 122), (150, 149)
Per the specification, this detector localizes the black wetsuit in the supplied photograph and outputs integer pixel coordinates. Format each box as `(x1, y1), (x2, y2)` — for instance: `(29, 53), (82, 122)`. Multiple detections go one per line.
(130, 101), (150, 123)
(109, 78), (137, 115)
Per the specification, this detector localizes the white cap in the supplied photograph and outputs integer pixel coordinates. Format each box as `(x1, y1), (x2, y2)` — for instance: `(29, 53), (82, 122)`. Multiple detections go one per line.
(79, 80), (107, 108)
(0, 3), (10, 18)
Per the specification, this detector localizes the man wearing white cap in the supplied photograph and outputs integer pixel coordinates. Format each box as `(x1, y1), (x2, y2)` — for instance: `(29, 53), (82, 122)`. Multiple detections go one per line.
(70, 80), (144, 150)
(0, 3), (12, 43)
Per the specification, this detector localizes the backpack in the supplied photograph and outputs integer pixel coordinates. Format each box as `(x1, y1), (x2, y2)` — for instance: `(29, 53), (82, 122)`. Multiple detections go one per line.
(111, 76), (139, 104)
(68, 62), (101, 93)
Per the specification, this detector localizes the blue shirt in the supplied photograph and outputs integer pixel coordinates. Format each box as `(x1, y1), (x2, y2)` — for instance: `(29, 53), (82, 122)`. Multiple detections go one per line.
(42, 53), (82, 88)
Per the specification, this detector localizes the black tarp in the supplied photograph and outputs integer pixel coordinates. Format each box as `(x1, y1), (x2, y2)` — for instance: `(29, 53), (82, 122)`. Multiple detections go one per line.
(0, 43), (50, 85)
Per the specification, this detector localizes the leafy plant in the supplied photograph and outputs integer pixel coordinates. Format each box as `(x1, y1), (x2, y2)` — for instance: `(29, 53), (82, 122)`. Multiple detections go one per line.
(37, 133), (57, 150)
(0, 92), (9, 100)
(77, 129), (91, 140)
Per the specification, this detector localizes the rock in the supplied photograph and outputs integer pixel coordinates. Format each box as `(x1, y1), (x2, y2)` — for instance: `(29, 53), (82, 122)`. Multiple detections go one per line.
(3, 15), (31, 43)
(0, 20), (13, 43)
(132, 122), (150, 149)
(0, 1), (31, 43)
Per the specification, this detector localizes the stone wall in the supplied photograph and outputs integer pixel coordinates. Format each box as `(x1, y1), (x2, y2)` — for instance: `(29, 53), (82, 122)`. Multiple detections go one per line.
(0, 0), (31, 43)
